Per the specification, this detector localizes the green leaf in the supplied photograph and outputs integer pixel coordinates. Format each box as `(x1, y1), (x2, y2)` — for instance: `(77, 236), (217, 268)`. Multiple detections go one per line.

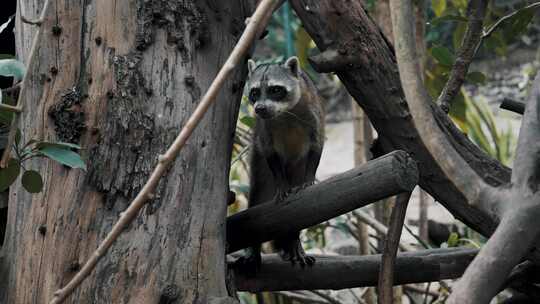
(431, 46), (455, 66)
(447, 232), (459, 247)
(449, 91), (467, 131)
(431, 14), (468, 25)
(0, 159), (20, 192)
(21, 170), (43, 193)
(431, 0), (447, 17)
(239, 116), (255, 129)
(34, 141), (82, 150)
(38, 146), (86, 171)
(0, 59), (26, 81)
(466, 71), (487, 85)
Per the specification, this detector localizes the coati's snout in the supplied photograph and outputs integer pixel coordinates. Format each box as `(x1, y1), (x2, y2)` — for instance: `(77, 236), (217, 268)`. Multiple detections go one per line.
(247, 56), (302, 119)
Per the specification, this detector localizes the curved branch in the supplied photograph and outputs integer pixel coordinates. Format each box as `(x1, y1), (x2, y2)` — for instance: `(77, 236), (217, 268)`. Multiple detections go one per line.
(48, 0), (281, 303)
(438, 0), (487, 113)
(483, 2), (540, 39)
(388, 0), (496, 216)
(289, 0), (508, 238)
(378, 192), (412, 304)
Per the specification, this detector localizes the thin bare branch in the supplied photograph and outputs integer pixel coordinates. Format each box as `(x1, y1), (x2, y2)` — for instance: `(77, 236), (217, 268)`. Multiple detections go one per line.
(353, 209), (415, 251)
(310, 290), (342, 304)
(388, 0), (496, 216)
(378, 192), (412, 304)
(48, 0), (281, 303)
(274, 291), (332, 304)
(0, 104), (22, 113)
(438, 0), (487, 113)
(483, 2), (540, 39)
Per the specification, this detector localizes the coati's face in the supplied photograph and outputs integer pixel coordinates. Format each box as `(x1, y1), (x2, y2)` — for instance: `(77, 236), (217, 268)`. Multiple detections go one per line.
(246, 56), (302, 119)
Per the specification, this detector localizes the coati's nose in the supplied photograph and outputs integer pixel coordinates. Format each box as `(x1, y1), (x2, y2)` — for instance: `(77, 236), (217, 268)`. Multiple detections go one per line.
(254, 104), (270, 118)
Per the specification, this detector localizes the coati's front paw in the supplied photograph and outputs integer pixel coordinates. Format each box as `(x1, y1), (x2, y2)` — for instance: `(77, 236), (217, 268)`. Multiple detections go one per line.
(273, 190), (289, 204)
(279, 242), (316, 268)
(286, 182), (315, 195)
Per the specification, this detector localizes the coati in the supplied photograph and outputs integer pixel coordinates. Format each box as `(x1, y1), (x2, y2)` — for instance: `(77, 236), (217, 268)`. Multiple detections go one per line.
(242, 56), (325, 268)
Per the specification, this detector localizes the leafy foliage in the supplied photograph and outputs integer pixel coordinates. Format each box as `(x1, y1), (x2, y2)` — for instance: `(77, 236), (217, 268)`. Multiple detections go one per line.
(0, 133), (87, 194)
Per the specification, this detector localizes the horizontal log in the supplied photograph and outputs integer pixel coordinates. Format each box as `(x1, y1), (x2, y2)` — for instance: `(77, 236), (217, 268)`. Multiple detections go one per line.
(226, 150), (418, 253)
(500, 98), (525, 115)
(235, 248), (477, 292)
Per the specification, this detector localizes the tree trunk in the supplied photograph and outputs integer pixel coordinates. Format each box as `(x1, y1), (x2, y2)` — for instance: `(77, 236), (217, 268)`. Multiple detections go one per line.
(1, 1), (252, 303)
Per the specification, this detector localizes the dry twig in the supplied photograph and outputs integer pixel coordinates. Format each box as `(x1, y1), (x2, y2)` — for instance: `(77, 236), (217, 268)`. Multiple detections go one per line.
(377, 192), (412, 304)
(48, 0), (281, 303)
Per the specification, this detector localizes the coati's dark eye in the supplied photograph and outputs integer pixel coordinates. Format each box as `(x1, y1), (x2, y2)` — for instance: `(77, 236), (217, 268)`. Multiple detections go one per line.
(249, 88), (261, 103)
(267, 86), (287, 101)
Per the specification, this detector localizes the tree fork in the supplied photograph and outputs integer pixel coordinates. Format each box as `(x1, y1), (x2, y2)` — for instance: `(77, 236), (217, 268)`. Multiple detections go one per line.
(234, 248), (477, 292)
(226, 150), (418, 253)
(289, 0), (509, 238)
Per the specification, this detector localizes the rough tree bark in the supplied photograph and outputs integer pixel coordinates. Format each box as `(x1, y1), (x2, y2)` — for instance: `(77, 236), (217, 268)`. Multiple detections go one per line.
(1, 1), (254, 303)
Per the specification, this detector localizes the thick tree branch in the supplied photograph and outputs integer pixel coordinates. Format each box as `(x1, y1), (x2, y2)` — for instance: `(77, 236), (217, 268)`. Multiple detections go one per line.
(378, 192), (412, 304)
(290, 0), (508, 238)
(234, 248), (478, 291)
(438, 0), (487, 113)
(388, 0), (498, 217)
(511, 74), (540, 189)
(227, 151), (418, 253)
(49, 0), (281, 303)
(449, 73), (540, 304)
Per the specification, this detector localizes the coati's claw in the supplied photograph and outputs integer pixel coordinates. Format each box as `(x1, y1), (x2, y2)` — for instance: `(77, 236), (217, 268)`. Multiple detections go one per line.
(273, 190), (289, 204)
(278, 241), (315, 268)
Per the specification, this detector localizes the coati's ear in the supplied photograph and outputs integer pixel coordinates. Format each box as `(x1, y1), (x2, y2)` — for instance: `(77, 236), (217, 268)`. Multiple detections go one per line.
(248, 59), (257, 75)
(284, 56), (300, 78)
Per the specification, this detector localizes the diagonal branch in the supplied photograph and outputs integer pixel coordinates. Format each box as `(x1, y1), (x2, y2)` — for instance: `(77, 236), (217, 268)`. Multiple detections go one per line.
(438, 0), (488, 113)
(48, 0), (282, 303)
(388, 0), (497, 216)
(378, 192), (412, 304)
(227, 151), (418, 253)
(483, 2), (540, 39)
